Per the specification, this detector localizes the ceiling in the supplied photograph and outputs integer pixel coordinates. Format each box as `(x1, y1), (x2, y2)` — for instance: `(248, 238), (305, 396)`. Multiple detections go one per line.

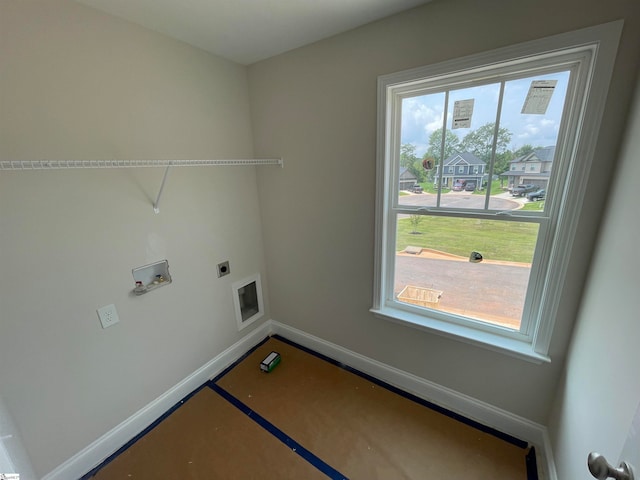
(75, 0), (432, 65)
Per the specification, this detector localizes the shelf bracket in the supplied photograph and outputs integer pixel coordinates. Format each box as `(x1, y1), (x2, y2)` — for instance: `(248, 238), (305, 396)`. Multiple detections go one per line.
(153, 165), (171, 214)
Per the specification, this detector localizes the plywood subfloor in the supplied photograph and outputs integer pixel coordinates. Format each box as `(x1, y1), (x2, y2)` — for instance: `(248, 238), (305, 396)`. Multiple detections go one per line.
(88, 336), (530, 479)
(89, 387), (327, 479)
(216, 337), (528, 480)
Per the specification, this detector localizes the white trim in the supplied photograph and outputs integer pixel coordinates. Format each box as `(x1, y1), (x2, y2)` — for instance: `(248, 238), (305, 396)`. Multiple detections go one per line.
(540, 428), (559, 480)
(371, 307), (550, 364)
(269, 320), (557, 479)
(42, 320), (273, 480)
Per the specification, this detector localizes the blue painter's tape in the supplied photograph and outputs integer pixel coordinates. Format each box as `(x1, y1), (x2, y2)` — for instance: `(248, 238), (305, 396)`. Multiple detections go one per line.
(211, 335), (271, 383)
(210, 383), (348, 480)
(80, 382), (209, 479)
(81, 336), (272, 479)
(526, 446), (539, 480)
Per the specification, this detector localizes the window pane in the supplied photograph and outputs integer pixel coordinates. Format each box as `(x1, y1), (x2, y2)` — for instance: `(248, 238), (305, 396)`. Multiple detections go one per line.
(394, 216), (539, 330)
(398, 92), (445, 208)
(440, 84), (500, 206)
(490, 71), (570, 210)
(399, 84), (502, 210)
(398, 73), (570, 213)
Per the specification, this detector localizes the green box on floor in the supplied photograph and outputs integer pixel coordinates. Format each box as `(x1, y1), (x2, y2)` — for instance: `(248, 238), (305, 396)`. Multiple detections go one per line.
(260, 351), (281, 372)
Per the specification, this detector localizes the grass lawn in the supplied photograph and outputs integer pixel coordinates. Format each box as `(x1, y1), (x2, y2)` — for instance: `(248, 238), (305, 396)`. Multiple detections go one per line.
(520, 200), (544, 211)
(471, 179), (505, 195)
(398, 216), (538, 263)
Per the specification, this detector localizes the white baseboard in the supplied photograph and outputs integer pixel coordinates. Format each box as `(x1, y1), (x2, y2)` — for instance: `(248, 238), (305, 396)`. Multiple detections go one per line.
(43, 318), (557, 480)
(269, 320), (558, 480)
(42, 320), (273, 480)
(540, 428), (559, 480)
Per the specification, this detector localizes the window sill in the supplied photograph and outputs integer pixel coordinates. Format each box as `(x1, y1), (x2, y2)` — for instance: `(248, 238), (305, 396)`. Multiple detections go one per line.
(370, 306), (551, 364)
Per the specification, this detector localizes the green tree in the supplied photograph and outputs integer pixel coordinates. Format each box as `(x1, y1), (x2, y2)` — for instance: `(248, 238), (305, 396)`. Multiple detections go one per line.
(400, 144), (418, 168)
(400, 144), (426, 183)
(494, 151), (514, 175)
(460, 123), (512, 164)
(409, 214), (423, 234)
(426, 128), (461, 161)
(513, 144), (537, 158)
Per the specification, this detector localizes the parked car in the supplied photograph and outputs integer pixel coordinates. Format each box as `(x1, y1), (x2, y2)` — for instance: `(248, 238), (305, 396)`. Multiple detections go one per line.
(452, 180), (466, 191)
(409, 184), (423, 193)
(527, 189), (546, 201)
(511, 184), (538, 197)
(464, 182), (476, 192)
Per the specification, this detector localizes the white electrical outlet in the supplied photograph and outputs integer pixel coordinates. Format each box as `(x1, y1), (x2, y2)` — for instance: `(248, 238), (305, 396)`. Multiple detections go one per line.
(97, 304), (120, 329)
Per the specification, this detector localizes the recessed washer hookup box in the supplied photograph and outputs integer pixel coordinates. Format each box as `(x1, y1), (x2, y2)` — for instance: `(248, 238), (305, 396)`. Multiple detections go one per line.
(260, 351), (281, 372)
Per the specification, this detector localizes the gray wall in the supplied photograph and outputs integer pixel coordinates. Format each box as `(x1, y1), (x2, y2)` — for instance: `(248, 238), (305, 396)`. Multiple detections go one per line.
(248, 0), (640, 424)
(549, 75), (640, 479)
(2, 0), (640, 477)
(0, 1), (270, 476)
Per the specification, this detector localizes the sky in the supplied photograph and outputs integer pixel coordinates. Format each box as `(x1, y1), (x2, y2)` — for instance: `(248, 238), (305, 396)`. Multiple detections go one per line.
(400, 71), (570, 157)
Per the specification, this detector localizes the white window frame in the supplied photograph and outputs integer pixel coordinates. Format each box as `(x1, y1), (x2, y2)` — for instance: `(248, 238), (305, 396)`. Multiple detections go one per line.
(371, 21), (622, 363)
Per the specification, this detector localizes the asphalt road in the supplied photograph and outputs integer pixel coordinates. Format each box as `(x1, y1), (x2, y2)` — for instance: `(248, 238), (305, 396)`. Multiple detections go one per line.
(394, 254), (530, 329)
(399, 191), (523, 210)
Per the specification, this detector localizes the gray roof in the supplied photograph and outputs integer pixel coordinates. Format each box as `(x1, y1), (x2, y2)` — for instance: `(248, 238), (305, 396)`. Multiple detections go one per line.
(399, 167), (417, 179)
(442, 152), (484, 166)
(511, 146), (556, 163)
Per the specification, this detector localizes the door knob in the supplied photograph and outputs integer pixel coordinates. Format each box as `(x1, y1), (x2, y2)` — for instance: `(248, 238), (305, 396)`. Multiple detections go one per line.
(588, 452), (635, 480)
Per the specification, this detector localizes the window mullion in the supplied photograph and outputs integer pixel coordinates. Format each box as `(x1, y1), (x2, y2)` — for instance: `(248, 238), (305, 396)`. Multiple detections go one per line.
(435, 91), (450, 207)
(484, 81), (506, 210)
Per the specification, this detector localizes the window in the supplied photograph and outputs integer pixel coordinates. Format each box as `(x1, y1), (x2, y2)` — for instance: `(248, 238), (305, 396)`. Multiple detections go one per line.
(372, 22), (621, 362)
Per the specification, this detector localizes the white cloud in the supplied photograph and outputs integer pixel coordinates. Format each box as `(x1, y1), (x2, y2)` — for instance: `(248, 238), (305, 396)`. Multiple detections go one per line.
(409, 101), (443, 131)
(425, 116), (444, 134)
(521, 123), (541, 136)
(401, 97), (444, 148)
(515, 118), (559, 147)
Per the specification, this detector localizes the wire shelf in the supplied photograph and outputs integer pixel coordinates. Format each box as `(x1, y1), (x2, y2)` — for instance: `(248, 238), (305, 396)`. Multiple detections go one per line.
(0, 158), (283, 170)
(0, 157), (283, 213)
